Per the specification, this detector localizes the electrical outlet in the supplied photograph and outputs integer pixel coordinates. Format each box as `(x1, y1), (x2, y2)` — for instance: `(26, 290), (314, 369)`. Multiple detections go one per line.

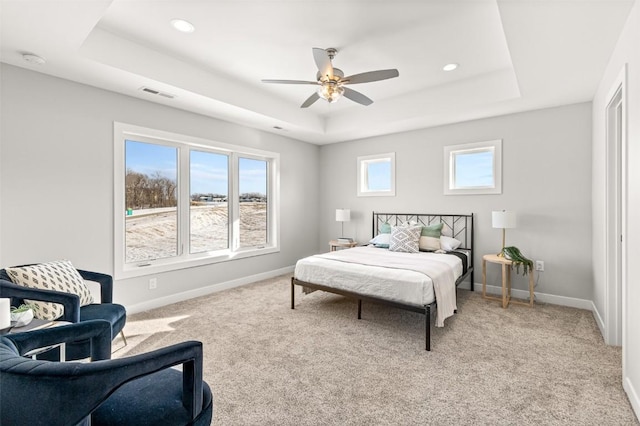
(535, 260), (544, 272)
(149, 278), (157, 290)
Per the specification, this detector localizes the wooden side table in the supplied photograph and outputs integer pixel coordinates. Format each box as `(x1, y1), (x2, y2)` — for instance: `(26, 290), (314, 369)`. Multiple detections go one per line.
(482, 254), (534, 308)
(329, 240), (358, 251)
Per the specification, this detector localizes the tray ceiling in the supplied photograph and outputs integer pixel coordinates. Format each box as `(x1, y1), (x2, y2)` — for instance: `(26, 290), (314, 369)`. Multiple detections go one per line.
(0, 0), (634, 144)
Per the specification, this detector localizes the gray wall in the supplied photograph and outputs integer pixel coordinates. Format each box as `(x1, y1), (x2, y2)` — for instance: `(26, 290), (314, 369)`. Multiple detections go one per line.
(319, 103), (593, 301)
(0, 64), (320, 308)
(0, 64), (594, 305)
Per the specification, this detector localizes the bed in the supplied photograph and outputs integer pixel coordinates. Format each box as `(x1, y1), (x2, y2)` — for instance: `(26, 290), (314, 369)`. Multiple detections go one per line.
(291, 212), (474, 351)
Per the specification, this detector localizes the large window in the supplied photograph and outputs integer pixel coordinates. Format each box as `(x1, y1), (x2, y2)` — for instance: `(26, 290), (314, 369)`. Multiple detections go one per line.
(443, 140), (502, 195)
(114, 123), (279, 279)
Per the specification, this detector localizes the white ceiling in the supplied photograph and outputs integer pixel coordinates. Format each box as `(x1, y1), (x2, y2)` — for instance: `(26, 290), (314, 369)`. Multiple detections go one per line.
(0, 0), (634, 144)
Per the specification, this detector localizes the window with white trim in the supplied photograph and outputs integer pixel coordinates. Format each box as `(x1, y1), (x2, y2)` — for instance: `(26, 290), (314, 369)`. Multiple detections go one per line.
(444, 140), (502, 195)
(114, 123), (279, 279)
(357, 152), (396, 197)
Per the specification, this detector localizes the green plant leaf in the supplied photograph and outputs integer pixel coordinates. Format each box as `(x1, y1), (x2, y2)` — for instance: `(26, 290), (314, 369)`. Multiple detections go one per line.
(500, 246), (534, 276)
(10, 303), (35, 313)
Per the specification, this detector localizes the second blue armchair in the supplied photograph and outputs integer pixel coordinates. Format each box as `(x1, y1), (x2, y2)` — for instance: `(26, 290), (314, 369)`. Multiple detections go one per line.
(0, 266), (126, 360)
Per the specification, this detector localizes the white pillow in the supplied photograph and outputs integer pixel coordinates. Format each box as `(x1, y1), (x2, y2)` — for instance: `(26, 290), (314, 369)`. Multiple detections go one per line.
(440, 235), (462, 251)
(5, 260), (94, 320)
(389, 226), (421, 253)
(369, 233), (391, 246)
(419, 236), (440, 251)
(402, 221), (419, 227)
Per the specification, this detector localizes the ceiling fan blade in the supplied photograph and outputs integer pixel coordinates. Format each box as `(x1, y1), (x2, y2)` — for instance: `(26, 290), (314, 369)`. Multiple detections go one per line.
(343, 87), (373, 106)
(301, 92), (321, 108)
(312, 48), (334, 80)
(342, 69), (399, 85)
(262, 79), (318, 85)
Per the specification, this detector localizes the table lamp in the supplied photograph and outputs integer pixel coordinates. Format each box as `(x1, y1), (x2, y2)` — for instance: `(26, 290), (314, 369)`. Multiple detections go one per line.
(335, 209), (351, 240)
(492, 210), (516, 256)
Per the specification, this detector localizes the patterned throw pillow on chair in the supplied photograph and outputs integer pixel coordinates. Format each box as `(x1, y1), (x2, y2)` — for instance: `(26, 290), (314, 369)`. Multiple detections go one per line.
(389, 226), (422, 253)
(5, 260), (94, 320)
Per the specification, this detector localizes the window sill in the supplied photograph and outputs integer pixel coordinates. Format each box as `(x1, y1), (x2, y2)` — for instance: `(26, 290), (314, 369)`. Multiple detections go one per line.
(115, 246), (280, 280)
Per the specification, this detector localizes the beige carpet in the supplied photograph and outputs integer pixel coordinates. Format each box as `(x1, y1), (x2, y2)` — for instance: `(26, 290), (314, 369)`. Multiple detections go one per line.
(115, 275), (638, 425)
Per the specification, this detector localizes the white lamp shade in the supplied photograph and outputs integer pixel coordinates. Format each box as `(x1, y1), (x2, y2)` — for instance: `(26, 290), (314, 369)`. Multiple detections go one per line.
(335, 209), (351, 222)
(492, 210), (516, 229)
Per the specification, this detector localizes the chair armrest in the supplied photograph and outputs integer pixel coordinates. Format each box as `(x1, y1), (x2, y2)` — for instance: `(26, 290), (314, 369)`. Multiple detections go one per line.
(6, 320), (112, 361)
(76, 270), (113, 304)
(90, 341), (204, 418)
(1, 338), (204, 425)
(0, 279), (81, 322)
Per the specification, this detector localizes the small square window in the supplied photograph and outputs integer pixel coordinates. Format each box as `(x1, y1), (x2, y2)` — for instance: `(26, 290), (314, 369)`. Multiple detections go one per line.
(444, 140), (502, 195)
(357, 153), (396, 197)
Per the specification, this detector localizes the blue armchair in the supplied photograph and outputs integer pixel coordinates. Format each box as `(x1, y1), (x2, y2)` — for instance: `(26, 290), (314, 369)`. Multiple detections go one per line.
(0, 320), (213, 426)
(0, 266), (126, 361)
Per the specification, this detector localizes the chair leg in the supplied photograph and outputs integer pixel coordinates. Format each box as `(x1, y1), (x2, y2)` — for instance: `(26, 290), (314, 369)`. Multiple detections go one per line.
(119, 330), (128, 347)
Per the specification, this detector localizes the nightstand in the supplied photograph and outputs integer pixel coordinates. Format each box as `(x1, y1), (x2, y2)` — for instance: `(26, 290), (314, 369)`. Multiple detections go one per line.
(482, 254), (534, 308)
(329, 240), (358, 251)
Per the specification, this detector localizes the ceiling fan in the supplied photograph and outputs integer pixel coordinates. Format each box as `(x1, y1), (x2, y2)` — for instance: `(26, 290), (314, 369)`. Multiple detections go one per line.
(262, 47), (399, 108)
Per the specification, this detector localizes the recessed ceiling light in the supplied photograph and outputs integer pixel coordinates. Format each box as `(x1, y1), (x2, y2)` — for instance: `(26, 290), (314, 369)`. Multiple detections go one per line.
(22, 53), (46, 65)
(170, 19), (195, 33)
(443, 63), (458, 71)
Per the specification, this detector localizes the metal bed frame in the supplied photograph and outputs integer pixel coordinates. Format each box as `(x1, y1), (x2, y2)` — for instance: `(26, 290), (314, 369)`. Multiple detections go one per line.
(291, 212), (474, 351)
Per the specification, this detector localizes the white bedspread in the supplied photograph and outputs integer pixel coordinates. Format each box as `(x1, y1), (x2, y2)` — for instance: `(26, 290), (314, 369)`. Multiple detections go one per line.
(294, 246), (462, 327)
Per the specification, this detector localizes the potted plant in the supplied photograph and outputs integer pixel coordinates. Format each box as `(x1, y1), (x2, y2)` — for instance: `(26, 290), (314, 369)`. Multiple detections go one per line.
(500, 246), (534, 276)
(11, 304), (35, 327)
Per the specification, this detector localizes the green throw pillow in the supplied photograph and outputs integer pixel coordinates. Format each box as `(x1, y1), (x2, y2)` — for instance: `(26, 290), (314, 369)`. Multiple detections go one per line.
(379, 222), (392, 234)
(421, 223), (443, 237)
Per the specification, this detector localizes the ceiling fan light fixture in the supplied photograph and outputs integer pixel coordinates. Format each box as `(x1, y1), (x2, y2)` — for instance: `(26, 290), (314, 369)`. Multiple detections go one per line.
(443, 63), (458, 71)
(318, 83), (344, 103)
(170, 19), (195, 33)
(262, 47), (399, 108)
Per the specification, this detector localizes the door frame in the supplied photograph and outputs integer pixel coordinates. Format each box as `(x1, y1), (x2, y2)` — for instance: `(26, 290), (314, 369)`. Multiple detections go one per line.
(604, 65), (627, 349)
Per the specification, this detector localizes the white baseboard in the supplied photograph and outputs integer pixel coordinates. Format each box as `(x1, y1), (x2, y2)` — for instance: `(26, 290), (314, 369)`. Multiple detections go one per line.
(472, 282), (593, 310)
(591, 301), (606, 337)
(624, 376), (640, 421)
(126, 265), (294, 314)
(127, 274), (593, 316)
